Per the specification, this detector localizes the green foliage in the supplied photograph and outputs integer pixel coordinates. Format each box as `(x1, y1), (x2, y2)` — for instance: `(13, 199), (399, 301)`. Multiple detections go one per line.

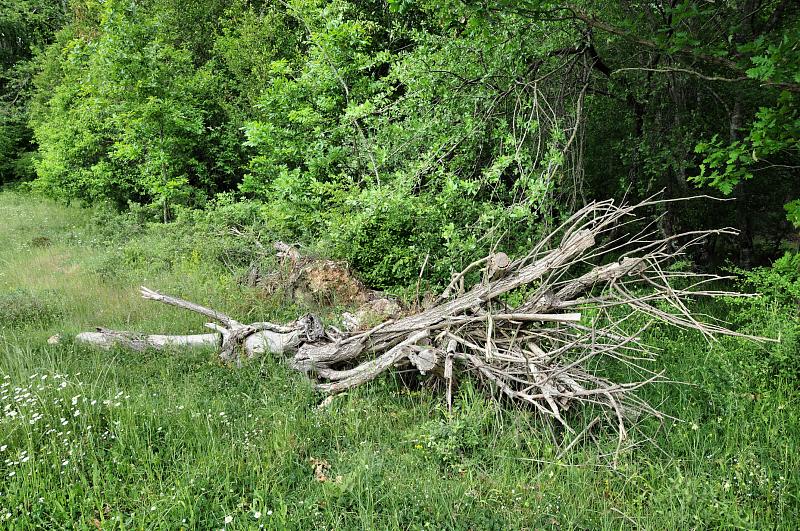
(233, 0), (578, 288)
(692, 26), (800, 222)
(742, 252), (800, 307)
(0, 0), (67, 182)
(726, 252), (800, 380)
(3, 0), (800, 285)
(0, 289), (63, 328)
(414, 383), (499, 472)
(240, 0), (384, 195)
(694, 91), (799, 195)
(785, 199), (800, 228)
(30, 0), (243, 214)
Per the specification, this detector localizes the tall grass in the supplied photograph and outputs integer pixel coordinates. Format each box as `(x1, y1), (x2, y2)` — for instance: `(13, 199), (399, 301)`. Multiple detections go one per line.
(0, 191), (798, 529)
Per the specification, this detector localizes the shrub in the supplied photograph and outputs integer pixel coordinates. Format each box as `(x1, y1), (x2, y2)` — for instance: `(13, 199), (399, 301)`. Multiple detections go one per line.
(728, 252), (800, 381)
(326, 187), (447, 290)
(740, 252), (800, 307)
(413, 383), (498, 471)
(0, 289), (63, 328)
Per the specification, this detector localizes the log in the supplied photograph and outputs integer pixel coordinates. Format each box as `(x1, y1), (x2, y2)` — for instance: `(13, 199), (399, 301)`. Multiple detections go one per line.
(75, 195), (770, 440)
(76, 329), (220, 351)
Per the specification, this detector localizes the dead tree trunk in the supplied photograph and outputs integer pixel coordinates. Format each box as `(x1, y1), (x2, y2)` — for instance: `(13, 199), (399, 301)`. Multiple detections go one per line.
(76, 196), (768, 433)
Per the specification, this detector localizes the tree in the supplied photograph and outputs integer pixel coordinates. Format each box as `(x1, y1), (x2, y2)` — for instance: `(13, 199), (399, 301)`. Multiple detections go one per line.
(0, 0), (67, 182)
(31, 0), (228, 214)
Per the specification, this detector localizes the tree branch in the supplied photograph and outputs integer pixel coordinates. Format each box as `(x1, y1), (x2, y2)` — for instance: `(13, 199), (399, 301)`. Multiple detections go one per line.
(564, 4), (800, 93)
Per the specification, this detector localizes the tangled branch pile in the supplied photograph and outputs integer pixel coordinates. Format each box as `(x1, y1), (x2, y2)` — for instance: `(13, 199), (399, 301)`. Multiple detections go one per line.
(77, 197), (762, 433)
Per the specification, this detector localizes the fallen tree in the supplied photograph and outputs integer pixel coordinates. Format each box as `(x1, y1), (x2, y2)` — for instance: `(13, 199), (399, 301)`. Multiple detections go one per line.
(77, 196), (766, 435)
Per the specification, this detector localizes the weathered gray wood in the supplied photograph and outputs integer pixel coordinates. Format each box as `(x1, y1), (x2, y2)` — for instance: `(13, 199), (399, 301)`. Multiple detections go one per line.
(315, 331), (428, 393)
(408, 348), (438, 374)
(76, 329), (220, 351)
(74, 196), (768, 443)
(139, 286), (241, 328)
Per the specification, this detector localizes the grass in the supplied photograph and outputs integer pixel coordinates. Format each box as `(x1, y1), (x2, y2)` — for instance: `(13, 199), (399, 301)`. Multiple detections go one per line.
(0, 190), (798, 529)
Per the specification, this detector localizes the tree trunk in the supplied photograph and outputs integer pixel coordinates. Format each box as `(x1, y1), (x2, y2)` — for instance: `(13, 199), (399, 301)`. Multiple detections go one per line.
(76, 197), (769, 437)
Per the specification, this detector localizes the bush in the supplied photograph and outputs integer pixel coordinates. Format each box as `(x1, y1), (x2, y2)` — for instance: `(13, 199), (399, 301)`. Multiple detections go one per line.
(413, 383), (498, 472)
(740, 251), (800, 307)
(0, 289), (63, 328)
(728, 252), (800, 381)
(327, 187), (447, 290)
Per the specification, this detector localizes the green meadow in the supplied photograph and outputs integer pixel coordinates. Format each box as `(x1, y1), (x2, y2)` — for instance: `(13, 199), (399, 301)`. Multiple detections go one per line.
(0, 191), (798, 529)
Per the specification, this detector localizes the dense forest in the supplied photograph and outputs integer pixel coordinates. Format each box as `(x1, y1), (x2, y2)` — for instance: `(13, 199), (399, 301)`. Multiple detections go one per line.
(2, 0), (798, 288)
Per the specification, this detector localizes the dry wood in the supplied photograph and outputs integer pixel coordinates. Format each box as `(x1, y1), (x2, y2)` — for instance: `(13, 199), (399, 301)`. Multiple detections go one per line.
(76, 196), (770, 437)
(76, 328), (220, 351)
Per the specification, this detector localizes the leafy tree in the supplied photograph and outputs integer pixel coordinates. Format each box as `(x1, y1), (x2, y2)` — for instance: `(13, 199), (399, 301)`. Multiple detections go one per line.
(31, 0), (232, 215)
(0, 0), (67, 182)
(494, 0), (800, 263)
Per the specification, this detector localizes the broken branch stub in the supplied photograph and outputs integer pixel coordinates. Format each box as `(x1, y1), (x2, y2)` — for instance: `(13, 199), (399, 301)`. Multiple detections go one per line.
(76, 196), (769, 436)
